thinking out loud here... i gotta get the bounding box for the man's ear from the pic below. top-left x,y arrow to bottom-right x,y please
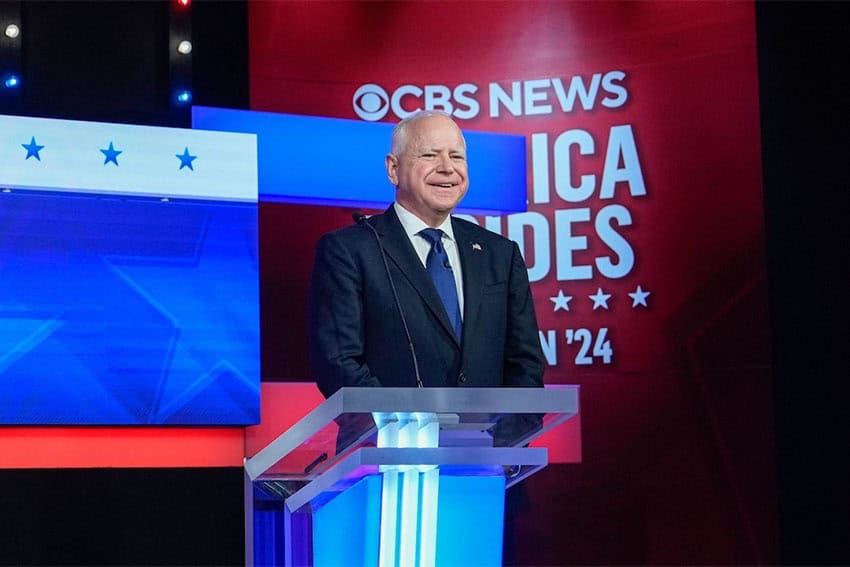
386,153 -> 399,186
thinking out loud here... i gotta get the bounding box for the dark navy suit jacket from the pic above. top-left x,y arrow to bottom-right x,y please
308,205 -> 544,397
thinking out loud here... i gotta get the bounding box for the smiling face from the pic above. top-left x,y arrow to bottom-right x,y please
386,113 -> 469,227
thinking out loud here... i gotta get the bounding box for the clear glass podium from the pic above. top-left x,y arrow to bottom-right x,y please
244,386 -> 579,566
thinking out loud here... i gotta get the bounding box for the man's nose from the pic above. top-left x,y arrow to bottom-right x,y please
436,152 -> 454,172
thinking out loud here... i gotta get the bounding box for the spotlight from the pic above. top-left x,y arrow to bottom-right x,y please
177,40 -> 192,55
175,89 -> 192,104
4,23 -> 20,39
177,0 -> 190,7
3,74 -> 20,89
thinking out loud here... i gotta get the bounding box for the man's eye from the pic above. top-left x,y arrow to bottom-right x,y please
421,153 -> 436,158
452,155 -> 466,161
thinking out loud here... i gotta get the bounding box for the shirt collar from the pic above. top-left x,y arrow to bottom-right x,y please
393,202 -> 456,242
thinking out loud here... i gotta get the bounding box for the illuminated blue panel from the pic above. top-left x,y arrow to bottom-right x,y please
0,190 -> 259,424
312,475 -> 382,566
0,113 -> 259,425
308,472 -> 504,566
192,106 -> 527,214
435,474 -> 505,566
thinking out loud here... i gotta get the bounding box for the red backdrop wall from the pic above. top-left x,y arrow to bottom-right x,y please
249,2 -> 776,563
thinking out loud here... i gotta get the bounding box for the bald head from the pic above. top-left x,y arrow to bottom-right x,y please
385,111 -> 469,227
390,110 -> 466,157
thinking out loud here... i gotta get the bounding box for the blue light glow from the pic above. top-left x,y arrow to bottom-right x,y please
176,89 -> 193,104
0,190 -> 260,424
0,114 -> 258,426
309,472 -> 505,566
312,476 -> 382,566
3,75 -> 20,89
192,106 -> 528,214
435,475 -> 505,566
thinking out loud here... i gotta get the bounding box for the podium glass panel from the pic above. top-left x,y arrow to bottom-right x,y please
244,386 -> 579,566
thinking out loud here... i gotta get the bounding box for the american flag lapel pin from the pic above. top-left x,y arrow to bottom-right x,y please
472,242 -> 482,251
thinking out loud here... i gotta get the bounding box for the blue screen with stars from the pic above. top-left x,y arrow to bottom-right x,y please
0,189 -> 260,424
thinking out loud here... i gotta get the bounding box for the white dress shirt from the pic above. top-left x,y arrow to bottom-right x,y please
393,202 -> 465,319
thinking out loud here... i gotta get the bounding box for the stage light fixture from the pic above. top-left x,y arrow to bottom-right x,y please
3,74 -> 20,89
168,0 -> 192,115
4,23 -> 20,39
175,89 -> 192,104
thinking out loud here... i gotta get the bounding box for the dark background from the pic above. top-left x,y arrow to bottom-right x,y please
0,1 -> 846,564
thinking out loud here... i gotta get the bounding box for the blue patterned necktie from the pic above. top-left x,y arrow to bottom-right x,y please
419,228 -> 462,341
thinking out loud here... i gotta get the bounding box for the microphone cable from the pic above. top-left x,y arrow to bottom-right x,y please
352,212 -> 423,388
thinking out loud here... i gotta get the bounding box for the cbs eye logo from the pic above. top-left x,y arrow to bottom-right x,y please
352,84 -> 390,121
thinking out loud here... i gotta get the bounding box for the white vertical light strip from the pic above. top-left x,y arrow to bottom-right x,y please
397,415 -> 420,567
374,411 -> 442,567
416,413 -> 440,567
375,412 -> 400,452
375,412 -> 402,567
398,469 -> 420,566
379,470 -> 399,567
415,413 -> 439,449
418,469 -> 439,567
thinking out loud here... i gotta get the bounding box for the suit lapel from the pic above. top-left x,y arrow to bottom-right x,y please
453,218 -> 485,340
372,207 -> 460,346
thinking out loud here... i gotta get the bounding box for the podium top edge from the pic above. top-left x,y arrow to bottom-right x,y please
245,386 -> 579,480
329,386 -> 579,414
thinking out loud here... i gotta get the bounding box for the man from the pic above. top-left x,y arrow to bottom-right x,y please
308,110 -> 544,397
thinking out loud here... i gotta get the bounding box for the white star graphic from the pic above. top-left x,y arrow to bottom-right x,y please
628,285 -> 651,308
550,290 -> 573,312
589,287 -> 612,310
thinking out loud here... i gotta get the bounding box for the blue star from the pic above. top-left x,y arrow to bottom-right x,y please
100,141 -> 122,166
22,136 -> 45,161
176,147 -> 197,171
